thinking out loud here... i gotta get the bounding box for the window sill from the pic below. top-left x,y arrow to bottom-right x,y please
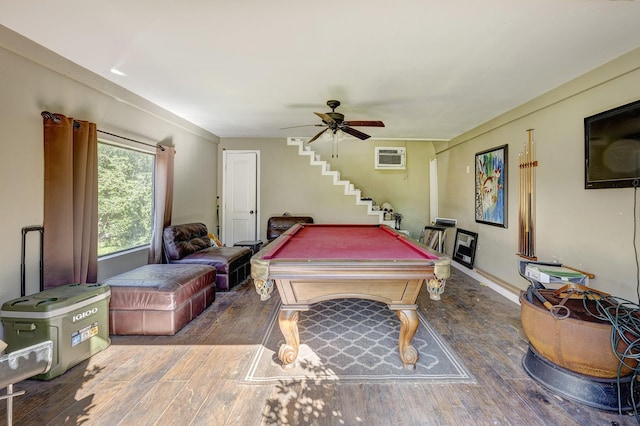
98,245 -> 149,261
97,246 -> 150,282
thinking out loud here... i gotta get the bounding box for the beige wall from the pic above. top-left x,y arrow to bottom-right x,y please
218,138 -> 378,244
218,138 -> 436,242
313,139 -> 437,238
0,27 -> 219,309
438,46 -> 640,302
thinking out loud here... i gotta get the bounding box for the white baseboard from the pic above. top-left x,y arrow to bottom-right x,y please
451,262 -> 521,305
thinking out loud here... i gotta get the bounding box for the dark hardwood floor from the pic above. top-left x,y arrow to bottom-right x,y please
2,267 -> 638,425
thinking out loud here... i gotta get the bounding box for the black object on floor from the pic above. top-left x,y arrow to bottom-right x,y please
522,345 -> 640,413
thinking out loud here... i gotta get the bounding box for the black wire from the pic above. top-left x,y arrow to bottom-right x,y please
581,292 -> 640,418
634,181 -> 640,304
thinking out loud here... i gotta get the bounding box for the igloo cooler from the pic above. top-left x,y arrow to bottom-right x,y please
1,283 -> 111,380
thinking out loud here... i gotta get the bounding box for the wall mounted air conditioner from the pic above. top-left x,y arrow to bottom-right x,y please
375,147 -> 406,170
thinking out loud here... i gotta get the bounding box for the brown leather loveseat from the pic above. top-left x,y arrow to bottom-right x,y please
266,214 -> 314,242
163,223 -> 252,291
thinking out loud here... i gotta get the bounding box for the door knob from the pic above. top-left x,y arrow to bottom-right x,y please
250,210 -> 254,214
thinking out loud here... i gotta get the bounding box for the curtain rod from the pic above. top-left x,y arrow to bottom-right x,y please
41,111 -> 164,151
97,129 -> 165,151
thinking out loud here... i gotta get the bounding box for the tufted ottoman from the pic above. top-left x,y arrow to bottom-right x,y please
103,264 -> 216,336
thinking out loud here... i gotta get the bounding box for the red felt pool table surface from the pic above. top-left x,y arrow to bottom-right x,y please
262,223 -> 439,260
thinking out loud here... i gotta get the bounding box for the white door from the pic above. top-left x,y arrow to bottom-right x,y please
429,158 -> 438,222
222,150 -> 259,245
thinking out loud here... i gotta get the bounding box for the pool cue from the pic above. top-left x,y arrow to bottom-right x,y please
525,129 -> 535,257
529,131 -> 535,256
525,134 -> 531,256
522,143 -> 529,256
524,135 -> 531,256
518,152 -> 523,254
520,151 -> 527,254
522,148 -> 527,254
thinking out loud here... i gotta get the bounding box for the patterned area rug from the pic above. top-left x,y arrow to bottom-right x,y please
243,298 -> 474,384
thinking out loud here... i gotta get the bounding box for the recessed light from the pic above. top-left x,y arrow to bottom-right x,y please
110,68 -> 126,76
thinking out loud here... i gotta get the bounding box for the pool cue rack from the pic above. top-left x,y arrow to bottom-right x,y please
518,129 -> 538,259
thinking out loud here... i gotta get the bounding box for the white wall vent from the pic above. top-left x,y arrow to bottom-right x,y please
375,147 -> 406,170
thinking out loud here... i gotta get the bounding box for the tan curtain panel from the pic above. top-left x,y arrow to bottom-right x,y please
148,145 -> 175,264
42,112 -> 98,288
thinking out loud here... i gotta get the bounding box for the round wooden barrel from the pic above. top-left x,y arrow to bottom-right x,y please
519,290 -> 637,378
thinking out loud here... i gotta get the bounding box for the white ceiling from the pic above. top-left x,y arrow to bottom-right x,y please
2,1 -> 640,141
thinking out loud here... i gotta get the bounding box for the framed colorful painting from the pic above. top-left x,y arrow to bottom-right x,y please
475,144 -> 508,227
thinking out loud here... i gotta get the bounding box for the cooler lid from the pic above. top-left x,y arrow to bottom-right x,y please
1,283 -> 110,316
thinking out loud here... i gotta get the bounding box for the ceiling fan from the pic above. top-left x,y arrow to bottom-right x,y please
286,100 -> 385,143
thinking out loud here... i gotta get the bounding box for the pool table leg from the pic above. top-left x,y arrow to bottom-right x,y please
278,309 -> 300,369
397,309 -> 419,370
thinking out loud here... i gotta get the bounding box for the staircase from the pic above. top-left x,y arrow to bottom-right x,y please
287,137 -> 392,226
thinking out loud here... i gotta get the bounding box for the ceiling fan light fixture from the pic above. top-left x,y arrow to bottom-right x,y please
300,100 -> 384,143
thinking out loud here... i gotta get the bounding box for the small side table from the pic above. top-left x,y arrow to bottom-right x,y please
420,225 -> 449,253
234,240 -> 263,254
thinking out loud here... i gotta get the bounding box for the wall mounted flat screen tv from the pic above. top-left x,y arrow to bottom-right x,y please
585,99 -> 640,189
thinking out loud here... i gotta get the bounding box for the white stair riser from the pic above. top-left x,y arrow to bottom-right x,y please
288,137 -> 386,223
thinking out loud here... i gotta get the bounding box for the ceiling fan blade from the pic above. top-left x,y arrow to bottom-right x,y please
343,120 -> 385,127
314,112 -> 335,123
341,126 -> 371,140
307,127 -> 329,143
280,124 -> 324,130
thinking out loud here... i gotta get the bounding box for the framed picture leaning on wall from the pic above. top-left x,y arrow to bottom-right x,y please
475,144 -> 508,227
453,229 -> 478,269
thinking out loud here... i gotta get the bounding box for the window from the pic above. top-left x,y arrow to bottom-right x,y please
97,141 -> 154,256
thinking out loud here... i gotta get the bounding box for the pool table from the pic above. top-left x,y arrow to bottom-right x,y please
251,223 -> 451,370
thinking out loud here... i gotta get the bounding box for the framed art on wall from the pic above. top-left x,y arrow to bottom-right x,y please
475,144 -> 508,227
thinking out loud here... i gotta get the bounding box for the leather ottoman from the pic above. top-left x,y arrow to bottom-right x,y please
103,264 -> 216,335
168,246 -> 252,292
